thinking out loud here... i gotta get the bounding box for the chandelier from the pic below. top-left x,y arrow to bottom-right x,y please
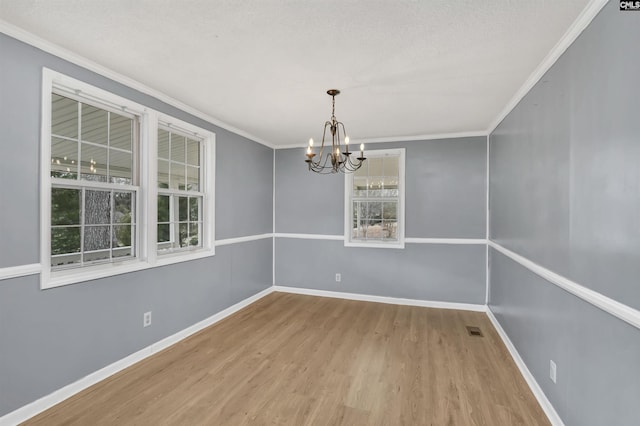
305,89 -> 366,174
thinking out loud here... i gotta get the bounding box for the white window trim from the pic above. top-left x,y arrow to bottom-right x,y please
344,148 -> 406,249
40,68 -> 215,289
152,112 -> 215,265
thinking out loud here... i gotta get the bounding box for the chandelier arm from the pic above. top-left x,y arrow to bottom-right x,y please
304,88 -> 366,174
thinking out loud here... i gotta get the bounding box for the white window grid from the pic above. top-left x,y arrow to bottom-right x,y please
50,183 -> 138,268
41,69 -> 216,289
51,92 -> 137,185
50,89 -> 140,270
344,148 -> 406,248
351,158 -> 400,242
157,125 -> 204,254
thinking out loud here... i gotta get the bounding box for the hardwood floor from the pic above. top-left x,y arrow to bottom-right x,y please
24,292 -> 549,425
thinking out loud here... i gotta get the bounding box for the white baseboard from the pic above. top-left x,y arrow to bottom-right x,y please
1,287 -> 559,426
0,287 -> 274,426
486,308 -> 563,426
273,285 -> 487,312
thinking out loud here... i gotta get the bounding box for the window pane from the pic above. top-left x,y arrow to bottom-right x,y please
383,156 -> 399,177
84,225 -> 111,252
383,221 -> 398,240
179,223 -> 188,247
354,160 -> 367,177
112,245 -> 132,259
157,195 -> 170,222
81,103 -> 108,145
158,159 -> 169,188
84,249 -> 110,263
85,190 -> 111,224
188,223 -> 200,246
110,114 -> 133,151
178,196 -> 188,221
382,176 -> 398,197
52,188 -> 80,225
114,192 -> 133,224
189,197 -> 199,221
353,177 -> 367,198
367,201 -> 382,226
51,252 -> 81,268
352,201 -> 367,239
368,157 -> 383,177
158,129 -> 170,159
157,224 -> 170,242
109,149 -> 132,184
170,162 -> 186,190
81,142 -> 108,182
113,225 -> 132,248
187,166 -> 199,191
187,139 -> 200,166
51,94 -> 78,139
382,202 -> 397,220
51,226 -> 81,255
171,133 -> 186,163
51,137 -> 78,179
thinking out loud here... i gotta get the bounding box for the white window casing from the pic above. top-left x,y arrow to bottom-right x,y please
40,69 -> 215,289
344,148 -> 406,249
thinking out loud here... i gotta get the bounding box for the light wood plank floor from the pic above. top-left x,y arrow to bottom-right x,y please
24,292 -> 548,425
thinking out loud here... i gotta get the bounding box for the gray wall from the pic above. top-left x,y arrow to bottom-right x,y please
0,33 -> 273,416
275,138 -> 487,303
490,249 -> 640,426
489,1 -> 640,424
277,239 -> 485,304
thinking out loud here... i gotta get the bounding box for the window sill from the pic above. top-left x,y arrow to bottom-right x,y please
155,247 -> 216,267
43,259 -> 151,289
344,240 -> 405,249
42,247 -> 215,289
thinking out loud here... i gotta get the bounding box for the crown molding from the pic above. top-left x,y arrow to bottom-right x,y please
274,130 -> 488,149
0,19 -> 275,149
486,0 -> 609,134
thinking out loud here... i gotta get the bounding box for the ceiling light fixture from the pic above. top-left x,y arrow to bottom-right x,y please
305,89 -> 366,174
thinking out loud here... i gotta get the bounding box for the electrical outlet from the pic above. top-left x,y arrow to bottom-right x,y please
550,360 -> 557,383
143,311 -> 152,328
335,273 -> 341,282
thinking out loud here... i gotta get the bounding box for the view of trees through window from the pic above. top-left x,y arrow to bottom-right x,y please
50,93 -> 136,268
157,127 -> 203,252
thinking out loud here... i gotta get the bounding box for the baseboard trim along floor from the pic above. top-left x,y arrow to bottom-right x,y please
486,308 -> 563,426
272,285 -> 487,312
0,287 -> 274,426
3,285 -> 559,425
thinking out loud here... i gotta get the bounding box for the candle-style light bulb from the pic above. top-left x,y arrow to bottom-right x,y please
345,136 -> 349,146
306,146 -> 312,155
309,138 -> 314,147
360,143 -> 364,153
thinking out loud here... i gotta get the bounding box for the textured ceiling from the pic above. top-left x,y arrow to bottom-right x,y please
0,0 -> 592,147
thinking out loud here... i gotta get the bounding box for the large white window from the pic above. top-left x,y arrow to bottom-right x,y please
49,92 -> 139,268
41,70 -> 215,289
344,148 -> 405,248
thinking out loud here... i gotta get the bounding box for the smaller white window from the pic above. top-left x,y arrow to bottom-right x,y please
344,148 -> 406,248
153,115 -> 215,262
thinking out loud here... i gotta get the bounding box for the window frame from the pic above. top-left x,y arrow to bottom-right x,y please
41,69 -> 215,289
344,148 -> 406,249
152,114 -> 215,261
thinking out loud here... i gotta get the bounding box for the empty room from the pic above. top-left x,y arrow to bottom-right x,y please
0,1 -> 638,425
